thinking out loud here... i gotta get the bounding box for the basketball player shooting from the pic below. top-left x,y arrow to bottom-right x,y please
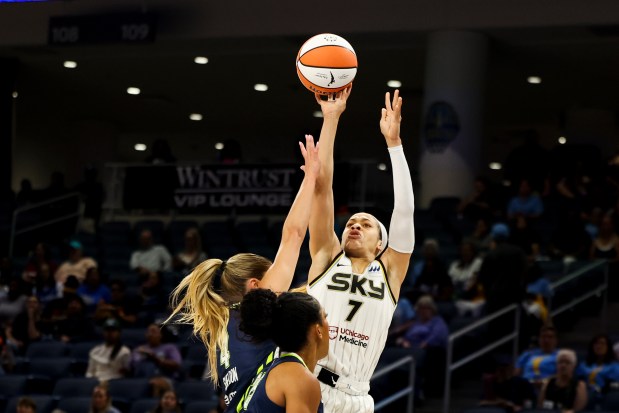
307,89 -> 415,413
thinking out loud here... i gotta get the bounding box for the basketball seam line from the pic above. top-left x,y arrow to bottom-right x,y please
298,44 -> 357,58
297,63 -> 357,70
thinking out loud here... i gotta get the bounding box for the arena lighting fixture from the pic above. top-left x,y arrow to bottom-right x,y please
134,143 -> 147,151
387,80 -> 402,88
189,113 -> 203,121
194,56 -> 209,64
313,111 -> 323,118
558,136 -> 567,144
254,83 -> 268,92
12,91 -> 18,98
489,162 -> 502,170
127,87 -> 141,95
377,163 -> 387,171
63,60 -> 77,69
215,142 -> 224,150
527,76 -> 542,84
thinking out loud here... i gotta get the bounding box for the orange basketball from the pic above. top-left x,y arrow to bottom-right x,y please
296,33 -> 357,95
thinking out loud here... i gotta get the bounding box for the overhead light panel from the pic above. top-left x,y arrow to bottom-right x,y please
489,162 -> 502,170
387,80 -> 402,88
194,56 -> 209,65
527,76 -> 542,84
189,113 -> 203,121
127,87 -> 141,95
254,84 -> 268,92
63,61 -> 77,69
215,142 -> 224,150
134,143 -> 147,152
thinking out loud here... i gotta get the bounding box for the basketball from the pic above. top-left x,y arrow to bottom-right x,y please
296,33 -> 357,95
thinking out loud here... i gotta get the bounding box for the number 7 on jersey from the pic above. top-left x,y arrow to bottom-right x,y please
346,299 -> 363,321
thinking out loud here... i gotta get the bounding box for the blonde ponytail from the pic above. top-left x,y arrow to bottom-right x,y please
167,258 -> 228,383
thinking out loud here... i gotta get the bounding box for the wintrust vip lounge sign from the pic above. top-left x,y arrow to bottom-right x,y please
122,164 -> 302,213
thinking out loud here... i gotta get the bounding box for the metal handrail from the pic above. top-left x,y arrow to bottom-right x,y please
372,355 -> 415,413
549,259 -> 607,289
549,259 -> 609,321
443,304 -> 520,413
9,192 -> 82,256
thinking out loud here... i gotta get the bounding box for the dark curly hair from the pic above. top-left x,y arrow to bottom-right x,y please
239,289 -> 322,352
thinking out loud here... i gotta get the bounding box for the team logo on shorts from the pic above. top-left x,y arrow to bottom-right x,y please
329,326 -> 339,340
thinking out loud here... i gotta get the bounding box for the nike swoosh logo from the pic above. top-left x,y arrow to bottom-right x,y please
336,263 -> 348,267
331,376 -> 337,385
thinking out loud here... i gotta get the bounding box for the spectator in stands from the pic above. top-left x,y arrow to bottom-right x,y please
510,216 -> 542,256
54,240 -> 98,285
395,295 -> 449,350
16,397 -> 37,413
480,355 -> 536,412
412,239 -> 453,302
448,240 -> 485,317
130,230 -> 172,275
94,279 -> 140,327
458,176 -> 499,221
507,179 -> 544,220
584,207 -> 603,240
470,217 -> 493,254
23,243 -> 57,286
577,334 -> 619,397
78,267 -> 112,313
140,271 -> 166,313
53,295 -> 95,343
503,130 -> 549,192
589,215 -> 619,260
15,179 -> 36,207
131,324 -> 182,396
33,262 -> 59,305
548,211 -> 591,264
516,325 -> 559,383
538,349 -> 588,412
5,296 -> 42,354
86,318 -> 131,382
478,223 -> 527,313
151,390 -> 181,413
172,227 -> 207,273
0,278 -> 28,323
75,166 -> 105,229
90,384 -> 121,413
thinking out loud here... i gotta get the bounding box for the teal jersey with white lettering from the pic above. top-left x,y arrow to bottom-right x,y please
308,252 -> 397,383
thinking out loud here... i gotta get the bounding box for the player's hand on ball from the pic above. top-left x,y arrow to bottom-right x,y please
299,134 -> 321,179
380,89 -> 403,146
314,85 -> 352,119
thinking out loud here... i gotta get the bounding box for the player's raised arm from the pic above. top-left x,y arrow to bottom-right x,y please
307,87 -> 351,282
379,90 -> 416,293
260,135 -> 320,293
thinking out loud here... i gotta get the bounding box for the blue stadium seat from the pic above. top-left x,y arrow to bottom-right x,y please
29,357 -> 74,379
134,220 -> 165,244
26,341 -> 68,359
56,397 -> 93,413
101,221 -> 132,247
185,345 -> 207,362
0,375 -> 28,409
184,400 -> 218,413
168,220 -> 199,252
176,381 -> 217,403
121,328 -> 146,348
202,220 -> 237,252
107,378 -> 151,403
129,398 -> 159,413
53,377 -> 99,399
68,341 -> 99,362
603,391 -> 619,411
236,219 -> 269,249
5,395 -> 55,413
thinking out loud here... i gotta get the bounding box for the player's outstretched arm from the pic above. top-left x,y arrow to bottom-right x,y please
380,90 -> 416,294
260,135 -> 320,293
308,87 -> 351,282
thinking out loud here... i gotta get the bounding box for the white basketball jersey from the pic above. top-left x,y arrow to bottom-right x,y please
308,252 -> 397,383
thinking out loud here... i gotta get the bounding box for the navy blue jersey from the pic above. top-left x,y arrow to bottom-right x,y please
242,353 -> 324,413
218,310 -> 278,412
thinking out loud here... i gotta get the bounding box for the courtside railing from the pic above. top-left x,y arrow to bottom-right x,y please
443,304 -> 520,413
372,355 -> 415,413
9,192 -> 82,256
